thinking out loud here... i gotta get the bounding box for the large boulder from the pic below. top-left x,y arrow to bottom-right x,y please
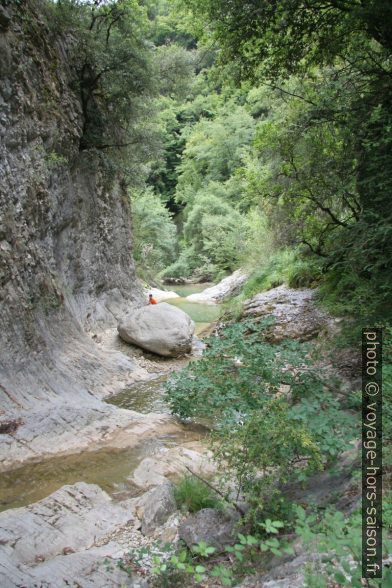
117,302 -> 195,357
243,285 -> 329,342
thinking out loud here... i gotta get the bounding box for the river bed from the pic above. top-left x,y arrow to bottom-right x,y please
0,425 -> 207,512
0,284 -> 218,513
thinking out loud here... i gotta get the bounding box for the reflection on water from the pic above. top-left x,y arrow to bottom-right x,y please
107,376 -> 169,413
0,445 -> 147,512
0,427 -> 206,512
166,296 -> 220,336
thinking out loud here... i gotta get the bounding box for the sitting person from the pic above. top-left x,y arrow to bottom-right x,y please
148,293 -> 157,305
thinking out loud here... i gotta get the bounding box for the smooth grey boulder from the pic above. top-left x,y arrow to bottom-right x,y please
138,483 -> 177,536
118,302 -> 195,357
179,508 -> 240,550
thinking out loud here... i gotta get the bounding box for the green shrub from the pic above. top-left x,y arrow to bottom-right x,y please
160,247 -> 205,279
174,475 -> 221,513
286,256 -> 323,288
295,507 -> 392,588
165,319 -> 358,527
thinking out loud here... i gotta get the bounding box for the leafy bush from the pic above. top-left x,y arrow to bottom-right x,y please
286,256 -> 323,288
165,319 -> 358,527
160,251 -> 193,279
295,506 -> 392,588
174,475 -> 221,513
161,247 -> 216,280
214,401 -> 322,526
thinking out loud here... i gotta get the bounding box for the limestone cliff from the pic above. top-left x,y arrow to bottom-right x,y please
0,1 -> 149,469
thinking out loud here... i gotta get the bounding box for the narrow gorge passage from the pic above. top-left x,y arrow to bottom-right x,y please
1,1 -> 390,587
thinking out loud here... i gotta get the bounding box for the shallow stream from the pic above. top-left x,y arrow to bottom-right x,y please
166,283 -> 221,335
0,284 -> 219,513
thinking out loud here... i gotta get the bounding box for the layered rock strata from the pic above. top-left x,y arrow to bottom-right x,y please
0,1 -> 148,469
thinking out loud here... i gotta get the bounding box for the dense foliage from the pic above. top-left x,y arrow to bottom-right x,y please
163,322 -> 392,584
131,188 -> 177,281
175,0 -> 392,321
165,319 -> 359,525
42,3 -> 391,584
45,1 -> 392,322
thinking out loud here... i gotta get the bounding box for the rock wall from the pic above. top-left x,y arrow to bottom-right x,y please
0,1 -> 146,468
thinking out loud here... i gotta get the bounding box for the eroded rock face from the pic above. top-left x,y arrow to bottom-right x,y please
118,303 -> 195,357
0,482 -> 147,587
243,285 -> 329,342
186,269 -> 248,304
0,2 -> 145,468
130,446 -> 215,490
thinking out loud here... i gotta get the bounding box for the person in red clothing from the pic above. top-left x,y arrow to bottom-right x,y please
148,293 -> 157,305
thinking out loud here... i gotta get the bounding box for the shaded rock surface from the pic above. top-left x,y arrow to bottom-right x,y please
186,269 -> 248,304
137,482 -> 177,536
0,2 -> 150,468
240,548 -> 319,588
118,302 -> 195,357
179,507 -> 239,550
0,482 -> 148,587
243,284 -> 330,342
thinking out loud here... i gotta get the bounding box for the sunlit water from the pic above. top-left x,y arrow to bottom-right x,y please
0,283 -> 217,513
166,283 -> 221,335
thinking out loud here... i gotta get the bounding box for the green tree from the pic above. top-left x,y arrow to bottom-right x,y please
175,105 -> 255,206
132,188 -> 177,279
183,194 -> 246,274
179,0 -> 392,321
